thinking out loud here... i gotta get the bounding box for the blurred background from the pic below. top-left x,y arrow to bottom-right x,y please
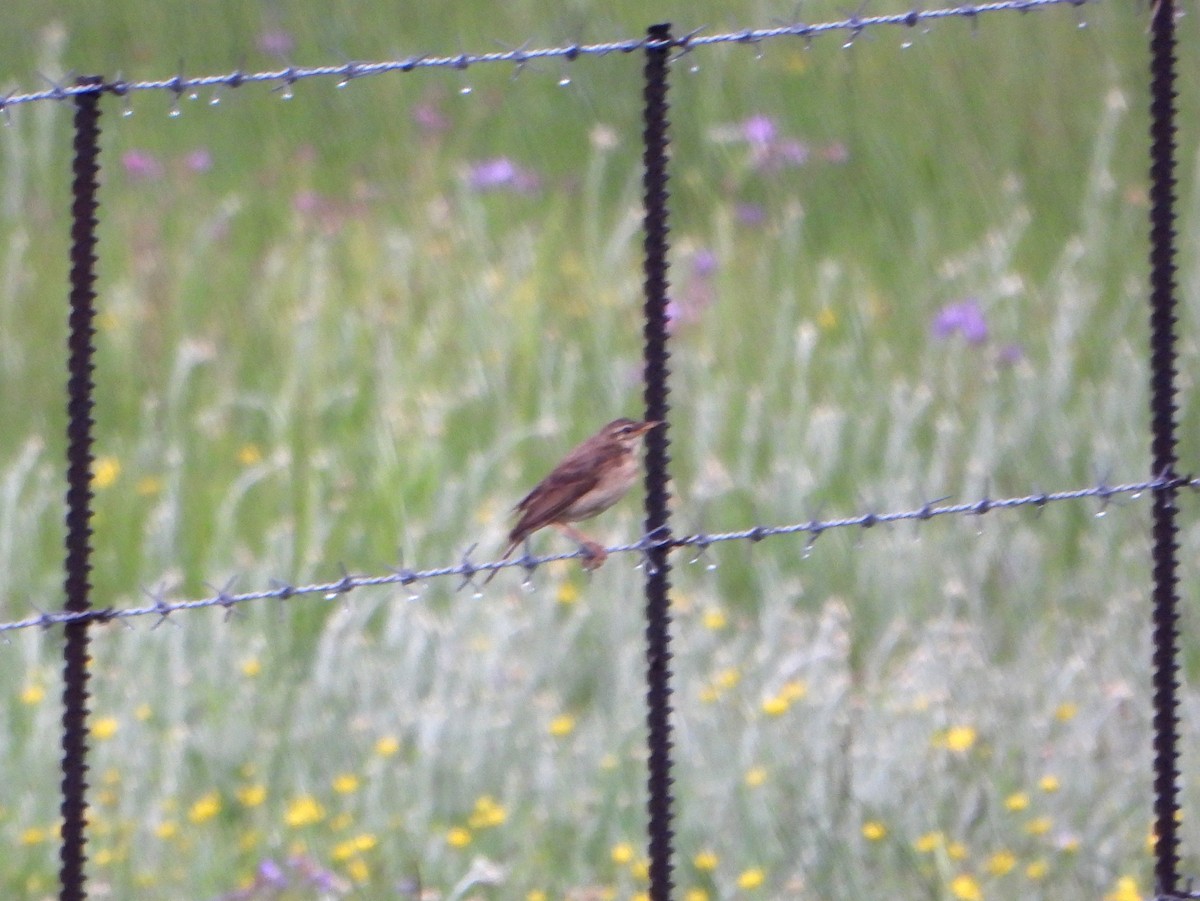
1,1 -> 1198,898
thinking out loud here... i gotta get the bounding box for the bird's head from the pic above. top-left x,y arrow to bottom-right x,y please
602,418 -> 662,451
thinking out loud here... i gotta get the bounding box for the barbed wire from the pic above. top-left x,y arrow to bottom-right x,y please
0,0 -> 1093,114
0,471 -> 1182,636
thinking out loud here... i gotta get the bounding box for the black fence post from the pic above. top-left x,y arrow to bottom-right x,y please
640,23 -> 677,901
1146,0 -> 1182,895
60,74 -> 103,901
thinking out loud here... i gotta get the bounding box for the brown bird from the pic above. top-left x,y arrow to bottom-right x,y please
485,418 -> 661,582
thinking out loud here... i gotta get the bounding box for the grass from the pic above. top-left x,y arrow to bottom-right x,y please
1,0 -> 1199,898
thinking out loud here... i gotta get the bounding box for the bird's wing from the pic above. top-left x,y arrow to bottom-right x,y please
510,444 -> 622,543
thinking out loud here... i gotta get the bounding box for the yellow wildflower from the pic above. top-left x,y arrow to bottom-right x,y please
135,475 -> 163,496
915,831 -> 943,853
715,668 -> 740,690
93,457 -> 120,489
20,684 -> 44,705
943,725 -> 977,753
155,821 -> 178,840
1004,792 -> 1029,811
1105,876 -> 1141,901
283,795 -> 324,827
1025,816 -> 1052,836
237,444 -> 263,465
986,850 -> 1016,876
188,792 -> 221,824
781,680 -> 808,701
346,858 -> 369,883
352,833 -> 377,852
761,695 -> 789,716
236,785 -> 266,808
737,868 -> 765,889
862,821 -> 887,841
949,874 -> 982,901
468,795 -> 506,828
374,736 -> 400,757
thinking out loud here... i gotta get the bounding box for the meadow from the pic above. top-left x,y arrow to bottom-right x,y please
1,0 -> 1199,898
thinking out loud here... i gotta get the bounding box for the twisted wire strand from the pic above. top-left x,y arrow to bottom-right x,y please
0,474 -> 1182,636
0,0 -> 1093,111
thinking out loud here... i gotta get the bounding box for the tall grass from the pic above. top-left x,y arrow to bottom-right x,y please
1,1 -> 1198,898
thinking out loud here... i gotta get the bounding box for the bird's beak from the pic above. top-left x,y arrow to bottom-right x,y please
636,420 -> 663,435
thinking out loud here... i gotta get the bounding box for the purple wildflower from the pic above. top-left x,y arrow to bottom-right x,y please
735,203 -> 767,226
257,29 -> 294,57
997,343 -> 1024,366
774,139 -> 810,167
666,249 -> 719,334
412,99 -> 449,134
183,148 -> 212,173
932,298 -> 988,345
692,248 -> 718,278
290,854 -> 342,892
292,190 -> 322,215
257,858 -> 287,889
465,157 -> 539,194
121,149 -> 164,181
741,115 -> 777,146
665,299 -> 684,332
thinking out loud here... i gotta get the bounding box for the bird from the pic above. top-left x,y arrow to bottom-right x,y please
484,418 -> 661,582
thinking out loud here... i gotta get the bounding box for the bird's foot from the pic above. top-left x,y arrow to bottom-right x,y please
579,540 -> 608,571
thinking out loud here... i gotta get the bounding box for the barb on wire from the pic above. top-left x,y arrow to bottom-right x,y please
0,473 -> 1185,637
0,0 -> 1094,110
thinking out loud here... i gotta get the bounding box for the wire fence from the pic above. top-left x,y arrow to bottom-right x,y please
2,0 -> 1190,898
0,474 -> 1184,635
2,0 -> 1091,112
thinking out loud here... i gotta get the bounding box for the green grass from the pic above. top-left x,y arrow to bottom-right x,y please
1,1 -> 1199,898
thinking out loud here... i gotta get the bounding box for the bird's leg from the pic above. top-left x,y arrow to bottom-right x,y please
554,523 -> 608,571
482,539 -> 520,585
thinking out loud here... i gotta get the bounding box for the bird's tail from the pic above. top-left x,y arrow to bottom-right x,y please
482,539 -> 520,585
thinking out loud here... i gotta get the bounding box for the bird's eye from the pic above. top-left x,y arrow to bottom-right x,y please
620,424 -> 635,434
